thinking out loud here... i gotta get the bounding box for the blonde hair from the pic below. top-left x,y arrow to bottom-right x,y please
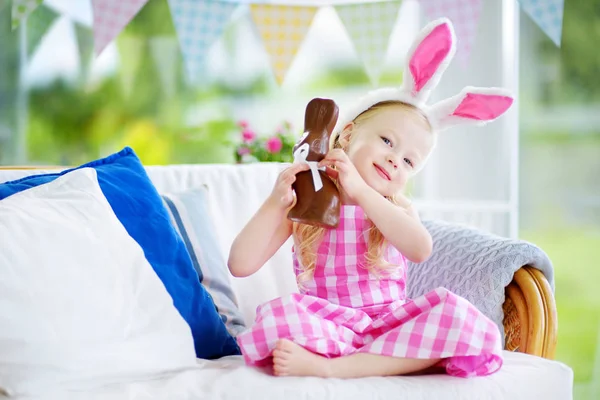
293,101 -> 432,285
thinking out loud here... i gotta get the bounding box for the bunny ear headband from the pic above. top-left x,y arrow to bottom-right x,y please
331,18 -> 514,144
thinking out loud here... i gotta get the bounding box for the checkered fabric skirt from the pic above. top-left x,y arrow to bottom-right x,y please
236,206 -> 503,377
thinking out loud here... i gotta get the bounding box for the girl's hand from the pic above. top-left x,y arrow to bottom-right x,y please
269,162 -> 310,210
318,149 -> 368,202
393,192 -> 413,210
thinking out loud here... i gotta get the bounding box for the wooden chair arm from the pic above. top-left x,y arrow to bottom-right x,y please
502,266 -> 558,359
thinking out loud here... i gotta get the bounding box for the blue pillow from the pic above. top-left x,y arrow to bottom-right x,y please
0,147 -> 240,359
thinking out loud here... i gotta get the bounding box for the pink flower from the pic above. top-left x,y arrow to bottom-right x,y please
242,128 -> 256,143
265,136 -> 283,154
237,146 -> 251,156
238,120 -> 249,128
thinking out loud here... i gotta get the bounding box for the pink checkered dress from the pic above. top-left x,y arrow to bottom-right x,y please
236,205 -> 503,377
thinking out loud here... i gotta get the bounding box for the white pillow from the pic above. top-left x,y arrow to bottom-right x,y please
0,168 -> 197,396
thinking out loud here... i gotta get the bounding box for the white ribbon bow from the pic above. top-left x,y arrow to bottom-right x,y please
293,143 -> 324,192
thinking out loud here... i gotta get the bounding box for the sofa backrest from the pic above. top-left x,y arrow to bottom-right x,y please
145,163 -> 299,325
0,163 -> 298,325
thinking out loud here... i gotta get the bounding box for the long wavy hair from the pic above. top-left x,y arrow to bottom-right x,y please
292,101 -> 431,285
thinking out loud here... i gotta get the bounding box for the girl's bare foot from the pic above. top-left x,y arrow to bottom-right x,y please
271,339 -> 331,377
271,339 -> 442,378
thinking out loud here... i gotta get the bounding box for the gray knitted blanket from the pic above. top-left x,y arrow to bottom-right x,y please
406,219 -> 554,344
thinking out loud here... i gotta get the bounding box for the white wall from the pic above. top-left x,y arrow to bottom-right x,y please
412,0 -> 519,237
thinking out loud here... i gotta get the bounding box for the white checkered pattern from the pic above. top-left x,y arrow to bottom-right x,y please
91,0 -> 148,55
519,0 -> 564,46
237,205 -> 504,377
335,0 -> 402,86
168,0 -> 238,84
420,0 -> 483,68
11,0 -> 43,30
249,4 -> 318,85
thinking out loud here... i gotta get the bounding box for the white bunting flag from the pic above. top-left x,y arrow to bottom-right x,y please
335,0 -> 402,86
519,0 -> 564,46
167,0 -> 238,84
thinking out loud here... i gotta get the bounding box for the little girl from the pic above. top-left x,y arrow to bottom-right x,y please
229,18 -> 514,379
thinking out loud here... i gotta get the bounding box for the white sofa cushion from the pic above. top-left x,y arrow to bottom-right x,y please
23,351 -> 572,400
0,168 -> 197,396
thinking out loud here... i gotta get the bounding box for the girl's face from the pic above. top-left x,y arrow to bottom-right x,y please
340,106 -> 434,197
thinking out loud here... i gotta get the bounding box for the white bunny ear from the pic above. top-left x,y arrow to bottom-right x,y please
428,87 -> 514,132
401,18 -> 456,105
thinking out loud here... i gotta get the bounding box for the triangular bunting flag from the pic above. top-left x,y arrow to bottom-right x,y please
91,0 -> 149,56
11,0 -> 43,30
335,0 -> 401,86
518,0 -> 564,46
117,35 -> 145,97
420,0 -> 483,68
149,36 -> 179,98
74,22 -> 95,82
250,4 -> 318,85
167,0 -> 237,85
27,5 -> 59,58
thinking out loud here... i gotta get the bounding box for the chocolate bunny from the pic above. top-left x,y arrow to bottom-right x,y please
287,98 -> 341,228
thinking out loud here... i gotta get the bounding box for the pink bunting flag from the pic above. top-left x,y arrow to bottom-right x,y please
420,0 -> 482,68
91,0 -> 149,56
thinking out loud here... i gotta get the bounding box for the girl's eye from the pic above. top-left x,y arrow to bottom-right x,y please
404,158 -> 413,167
381,136 -> 392,147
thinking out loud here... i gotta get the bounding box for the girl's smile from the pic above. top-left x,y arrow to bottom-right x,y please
373,163 -> 391,181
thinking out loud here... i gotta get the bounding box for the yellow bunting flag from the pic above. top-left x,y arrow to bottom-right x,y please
250,4 -> 318,85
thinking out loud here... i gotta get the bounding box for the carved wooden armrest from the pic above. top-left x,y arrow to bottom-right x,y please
502,266 -> 558,359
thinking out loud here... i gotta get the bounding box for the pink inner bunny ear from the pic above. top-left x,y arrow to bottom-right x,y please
409,23 -> 453,94
451,93 -> 514,120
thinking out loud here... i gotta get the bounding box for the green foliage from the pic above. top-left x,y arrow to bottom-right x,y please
537,0 -> 600,103
171,117 -> 238,164
0,5 -> 20,163
20,0 -> 245,166
306,65 -> 404,91
122,0 -> 176,37
521,228 -> 600,385
25,66 -> 239,165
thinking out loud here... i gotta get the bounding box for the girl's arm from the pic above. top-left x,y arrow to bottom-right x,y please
355,187 -> 432,263
227,163 -> 309,277
319,149 -> 432,263
227,198 -> 293,277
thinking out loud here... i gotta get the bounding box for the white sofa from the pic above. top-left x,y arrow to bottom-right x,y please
0,163 -> 573,400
